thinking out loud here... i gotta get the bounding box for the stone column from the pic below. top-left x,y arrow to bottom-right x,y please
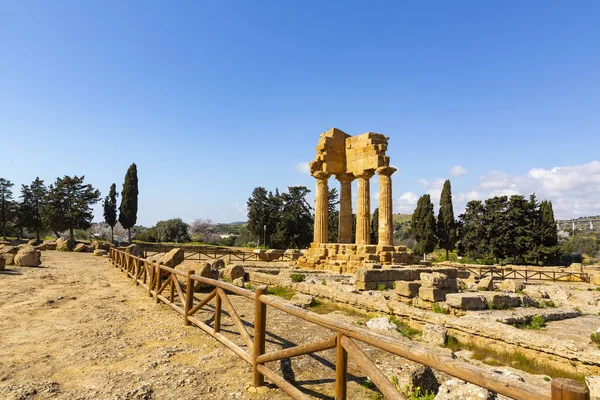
377,166 -> 397,246
355,170 -> 374,245
313,171 -> 331,244
336,173 -> 354,244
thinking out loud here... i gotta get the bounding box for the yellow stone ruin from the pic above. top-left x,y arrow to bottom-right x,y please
298,128 -> 420,273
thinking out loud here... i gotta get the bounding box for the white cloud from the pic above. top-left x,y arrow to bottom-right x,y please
295,161 -> 310,174
418,178 -> 430,188
396,192 -> 419,214
450,165 -> 468,177
230,202 -> 248,217
474,160 -> 600,219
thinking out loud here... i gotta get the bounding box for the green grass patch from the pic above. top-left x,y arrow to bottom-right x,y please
407,386 -> 436,400
538,300 -> 556,308
445,335 -> 461,352
290,272 -> 305,283
524,315 -> 546,330
389,316 -> 421,338
591,332 -> 600,349
432,303 -> 450,314
307,299 -> 376,320
267,286 -> 296,300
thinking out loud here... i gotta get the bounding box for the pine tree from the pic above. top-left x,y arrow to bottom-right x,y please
103,183 -> 118,242
119,163 -> 139,243
0,178 -> 14,240
270,186 -> 313,249
437,179 -> 457,260
411,194 -> 437,256
19,178 -> 47,242
484,196 -> 510,263
370,207 -> 379,244
45,176 -> 101,246
457,200 -> 488,260
505,195 -> 531,264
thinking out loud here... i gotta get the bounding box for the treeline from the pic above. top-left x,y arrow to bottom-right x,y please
0,163 -> 139,249
410,180 -> 561,265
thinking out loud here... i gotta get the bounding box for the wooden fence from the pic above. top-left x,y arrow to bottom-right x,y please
139,244 -> 295,263
455,265 -> 590,283
109,248 -> 590,400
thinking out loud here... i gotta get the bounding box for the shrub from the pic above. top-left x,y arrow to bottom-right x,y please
377,284 -> 387,291
445,335 -> 461,352
432,303 -> 449,314
290,273 -> 305,283
321,279 -> 327,286
389,316 -> 421,338
591,333 -> 600,349
527,315 -> 546,330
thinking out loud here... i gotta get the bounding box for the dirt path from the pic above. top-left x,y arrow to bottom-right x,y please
0,252 -> 397,400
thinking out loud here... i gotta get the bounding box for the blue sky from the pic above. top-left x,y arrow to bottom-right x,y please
1,1 -> 599,225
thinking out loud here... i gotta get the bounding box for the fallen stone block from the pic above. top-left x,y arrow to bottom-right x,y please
290,294 -> 314,309
477,276 -> 494,291
480,292 -> 521,309
418,287 -> 452,302
395,281 -> 421,298
93,249 -> 108,257
446,293 -> 488,310
498,279 -> 525,292
436,378 -> 495,400
14,247 -> 42,267
161,248 -> 184,267
366,317 -> 397,332
224,264 -> 245,281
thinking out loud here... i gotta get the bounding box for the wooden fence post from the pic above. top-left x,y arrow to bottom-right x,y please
551,378 -> 590,400
335,332 -> 348,400
214,291 -> 222,333
184,270 -> 194,326
253,285 -> 267,387
155,262 -> 161,303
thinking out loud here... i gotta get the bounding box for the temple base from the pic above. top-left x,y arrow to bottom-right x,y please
298,243 -> 422,274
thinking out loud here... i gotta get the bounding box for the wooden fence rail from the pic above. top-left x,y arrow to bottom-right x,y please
455,265 -> 590,283
109,248 -> 590,400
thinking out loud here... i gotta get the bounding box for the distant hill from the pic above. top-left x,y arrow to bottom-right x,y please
393,213 -> 412,224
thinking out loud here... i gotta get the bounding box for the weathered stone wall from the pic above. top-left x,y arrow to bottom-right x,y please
297,243 -> 422,273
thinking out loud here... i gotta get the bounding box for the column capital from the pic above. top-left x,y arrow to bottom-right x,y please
335,173 -> 355,183
355,170 -> 375,180
376,166 -> 397,177
312,171 -> 331,180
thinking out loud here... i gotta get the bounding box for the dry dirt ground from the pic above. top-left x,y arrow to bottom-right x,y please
0,251 -> 418,400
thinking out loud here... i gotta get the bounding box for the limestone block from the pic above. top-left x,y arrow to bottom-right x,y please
2,253 -> 14,265
420,272 -> 450,288
477,276 -> 494,291
446,293 -> 488,310
498,279 -> 525,292
394,246 -> 407,252
436,378 -> 495,400
14,247 -> 42,267
356,281 -> 378,291
366,317 -> 397,332
355,267 -> 388,282
585,376 -> 600,400
388,269 -> 421,282
395,281 -> 421,298
224,264 -> 245,281
481,292 -> 521,309
73,243 -> 88,252
290,294 -> 314,309
418,287 -> 451,302
158,248 -> 183,268
232,277 -> 245,287
93,249 -> 108,257
422,323 -> 448,346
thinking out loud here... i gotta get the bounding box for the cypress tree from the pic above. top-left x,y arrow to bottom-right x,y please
370,207 -> 379,244
103,183 -> 118,242
411,194 -> 437,256
0,178 -> 14,240
539,200 -> 559,264
119,163 -> 139,243
437,179 -> 457,260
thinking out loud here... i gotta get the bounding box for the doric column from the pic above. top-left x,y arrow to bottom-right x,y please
355,170 -> 375,245
336,173 -> 354,244
377,166 -> 397,246
313,171 -> 331,244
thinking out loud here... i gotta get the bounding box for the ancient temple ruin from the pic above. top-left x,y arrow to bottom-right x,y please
298,128 -> 420,273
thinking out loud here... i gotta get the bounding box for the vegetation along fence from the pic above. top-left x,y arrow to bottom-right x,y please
109,248 -> 590,400
455,265 -> 590,283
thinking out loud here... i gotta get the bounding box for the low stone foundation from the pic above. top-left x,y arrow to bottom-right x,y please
298,243 -> 422,273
